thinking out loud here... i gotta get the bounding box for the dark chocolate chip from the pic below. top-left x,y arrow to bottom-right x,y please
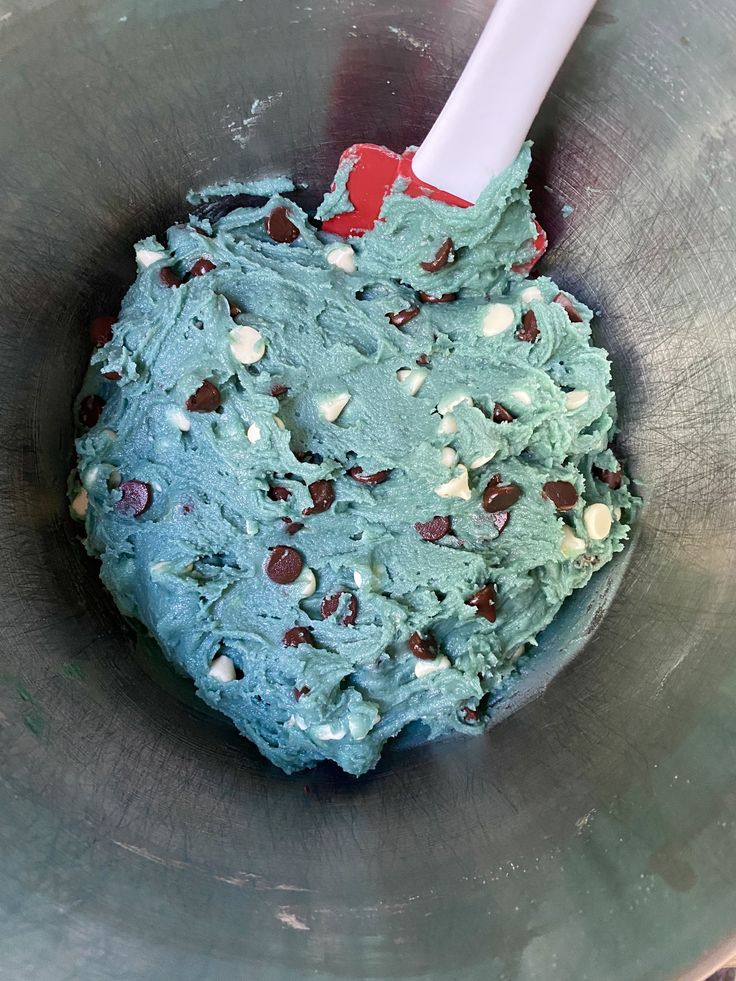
228,301 -> 242,318
386,306 -> 420,328
283,627 -> 314,648
420,237 -> 453,272
418,290 -> 458,304
159,267 -> 182,289
415,515 -> 451,542
516,310 -> 540,342
466,583 -> 497,623
492,511 -> 510,534
302,479 -> 335,516
186,380 -> 221,413
321,591 -> 358,625
90,315 -> 116,348
281,517 -> 304,535
542,480 -> 579,511
189,257 -> 216,277
482,475 -> 521,513
193,226 -> 210,237
264,545 -> 303,584
268,485 -> 291,501
293,685 -> 311,700
265,205 -> 300,243
492,402 -> 514,423
348,466 -> 391,486
103,371 -> 122,381
115,480 -> 151,517
461,706 -> 479,723
416,353 -> 431,366
407,630 -> 438,660
593,465 -> 622,490
554,292 -> 583,323
79,394 -> 104,428
271,383 -> 289,397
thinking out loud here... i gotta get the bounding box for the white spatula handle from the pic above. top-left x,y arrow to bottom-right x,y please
412,0 -> 598,203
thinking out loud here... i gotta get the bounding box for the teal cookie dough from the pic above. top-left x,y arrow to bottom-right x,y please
71,144 -> 636,775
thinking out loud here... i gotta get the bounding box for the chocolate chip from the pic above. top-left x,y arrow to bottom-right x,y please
420,237 -> 453,272
293,685 -> 311,700
115,479 -> 151,517
461,706 -> 479,723
159,267 -> 182,288
186,380 -> 221,413
103,371 -> 122,381
516,310 -> 539,342
407,631 -> 438,660
492,402 -> 514,423
321,591 -> 358,625
281,517 -> 304,535
482,475 -> 522,513
90,316 -> 116,348
418,290 -> 457,304
415,515 -> 451,542
347,466 -> 391,486
386,306 -> 420,328
416,353 -> 431,366
542,480 -> 579,511
593,465 -> 622,490
271,383 -> 289,397
228,301 -> 242,318
264,545 -> 303,584
189,257 -> 216,277
554,292 -> 583,323
193,226 -> 210,237
492,511 -> 510,534
265,205 -> 300,243
268,485 -> 291,501
79,394 -> 104,428
466,583 -> 497,623
302,479 -> 335,516
283,627 -> 314,648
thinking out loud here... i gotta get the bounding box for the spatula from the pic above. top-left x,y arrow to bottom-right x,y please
321,0 -> 597,273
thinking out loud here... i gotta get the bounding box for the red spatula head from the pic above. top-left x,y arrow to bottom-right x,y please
319,143 -> 546,273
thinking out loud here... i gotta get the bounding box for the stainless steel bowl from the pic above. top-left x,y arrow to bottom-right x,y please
1,1 -> 735,978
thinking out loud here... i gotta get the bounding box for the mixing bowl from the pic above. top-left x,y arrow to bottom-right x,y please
1,0 -> 735,978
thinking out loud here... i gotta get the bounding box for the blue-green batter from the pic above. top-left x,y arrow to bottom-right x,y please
71,144 -> 635,775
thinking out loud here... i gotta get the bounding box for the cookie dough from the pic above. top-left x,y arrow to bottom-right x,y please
71,143 -> 635,775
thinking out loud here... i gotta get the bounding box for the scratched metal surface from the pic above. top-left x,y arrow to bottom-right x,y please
0,0 -> 735,979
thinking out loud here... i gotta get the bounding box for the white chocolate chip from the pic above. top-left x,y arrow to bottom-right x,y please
245,519 -> 259,535
613,506 -> 622,521
415,655 -> 451,678
435,465 -> 471,501
326,244 -> 357,273
584,503 -> 612,540
353,569 -> 364,587
102,429 -> 117,441
81,465 -> 99,490
229,325 -> 266,365
208,654 -> 237,682
246,422 -> 262,443
565,389 -> 589,411
168,408 -> 191,432
397,366 -> 428,396
150,561 -> 171,575
511,389 -> 532,406
294,567 -> 317,598
314,723 -> 347,741
135,247 -> 164,267
482,303 -> 515,336
318,392 -> 351,422
437,413 -> 459,435
273,415 -> 286,430
560,524 -> 586,558
440,447 -> 458,468
469,452 -> 495,470
437,392 -> 473,415
507,644 -> 526,664
520,286 -> 543,304
70,489 -> 88,520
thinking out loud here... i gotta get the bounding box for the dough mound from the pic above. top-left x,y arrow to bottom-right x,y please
72,145 -> 635,775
